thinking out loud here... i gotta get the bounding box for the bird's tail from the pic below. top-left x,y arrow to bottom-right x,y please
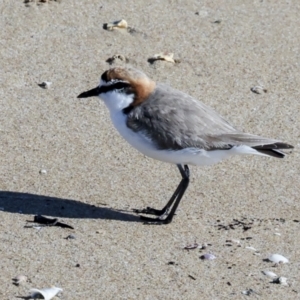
252,142 -> 293,158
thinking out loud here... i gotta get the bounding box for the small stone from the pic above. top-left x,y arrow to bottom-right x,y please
12,275 -> 27,285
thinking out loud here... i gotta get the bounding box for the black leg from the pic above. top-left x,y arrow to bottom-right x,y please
134,164 -> 190,224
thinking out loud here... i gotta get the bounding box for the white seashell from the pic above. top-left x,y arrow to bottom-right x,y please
278,276 -> 288,286
30,287 -> 62,300
39,169 -> 47,175
250,85 -> 267,94
150,52 -> 180,63
104,19 -> 128,30
226,239 -> 240,244
39,82 -> 52,89
200,253 -> 216,260
246,246 -> 257,251
13,275 -> 27,285
262,270 -> 277,278
268,254 -> 289,264
274,232 -> 281,236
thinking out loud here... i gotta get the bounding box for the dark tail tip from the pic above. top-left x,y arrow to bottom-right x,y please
253,142 -> 293,158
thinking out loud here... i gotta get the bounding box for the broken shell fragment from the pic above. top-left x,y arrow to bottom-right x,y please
30,287 -> 62,300
262,270 -> 277,279
268,254 -> 289,264
12,275 -> 27,285
272,276 -> 288,286
250,85 -> 267,94
200,253 -> 216,260
226,239 -> 240,244
149,52 -> 180,64
38,81 -> 52,89
246,246 -> 257,251
103,19 -> 128,31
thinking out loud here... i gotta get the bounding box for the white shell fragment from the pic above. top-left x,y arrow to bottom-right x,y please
103,19 -> 128,31
262,270 -> 278,279
39,169 -> 47,175
12,275 -> 27,285
39,81 -> 52,89
272,276 -> 288,286
200,253 -> 216,260
250,85 -> 267,94
268,254 -> 289,264
246,246 -> 257,251
30,287 -> 62,300
150,52 -> 180,63
226,239 -> 240,244
184,242 -> 200,250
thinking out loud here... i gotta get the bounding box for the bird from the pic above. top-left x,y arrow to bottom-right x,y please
77,66 -> 293,224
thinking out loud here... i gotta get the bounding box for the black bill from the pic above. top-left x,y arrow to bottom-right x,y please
77,86 -> 100,98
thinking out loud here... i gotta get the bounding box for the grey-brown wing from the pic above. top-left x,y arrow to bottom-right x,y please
126,84 -> 233,150
126,84 -> 288,151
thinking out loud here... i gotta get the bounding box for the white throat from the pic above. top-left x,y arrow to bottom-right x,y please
99,90 -> 134,114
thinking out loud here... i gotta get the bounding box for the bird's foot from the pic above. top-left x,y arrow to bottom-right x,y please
133,206 -> 168,216
139,214 -> 172,225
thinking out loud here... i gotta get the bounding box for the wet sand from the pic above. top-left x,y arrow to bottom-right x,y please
0,0 -> 299,299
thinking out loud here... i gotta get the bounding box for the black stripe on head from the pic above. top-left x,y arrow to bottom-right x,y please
98,81 -> 133,94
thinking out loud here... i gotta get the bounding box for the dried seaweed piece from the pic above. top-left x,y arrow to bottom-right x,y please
26,215 -> 74,229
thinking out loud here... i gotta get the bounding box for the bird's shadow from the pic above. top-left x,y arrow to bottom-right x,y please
0,191 -> 140,223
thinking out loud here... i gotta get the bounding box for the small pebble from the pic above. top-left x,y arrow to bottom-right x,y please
12,275 -> 27,285
106,54 -> 129,65
241,289 -> 252,295
65,234 -> 76,240
268,254 -> 289,264
39,169 -> 47,175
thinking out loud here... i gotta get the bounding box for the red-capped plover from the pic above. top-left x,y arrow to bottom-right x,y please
78,67 -> 293,224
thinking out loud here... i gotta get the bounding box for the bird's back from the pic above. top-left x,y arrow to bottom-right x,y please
126,83 -> 290,153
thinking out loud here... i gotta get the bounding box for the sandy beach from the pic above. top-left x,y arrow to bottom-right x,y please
0,0 -> 299,299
